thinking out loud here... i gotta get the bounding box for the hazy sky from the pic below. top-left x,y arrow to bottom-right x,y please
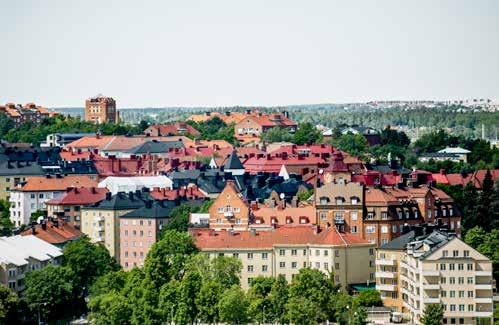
1,0 -> 498,108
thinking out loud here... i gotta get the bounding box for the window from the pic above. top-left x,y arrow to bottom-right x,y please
453,250 -> 459,257
467,264 -> 473,271
262,252 -> 268,259
458,277 -> 464,284
392,225 -> 397,233
279,249 -> 285,256
39,193 -> 44,198
335,263 -> 340,270
335,197 -> 344,205
218,253 -> 224,257
351,226 -> 358,233
381,212 -> 388,220
320,212 -> 327,220
449,277 -> 455,284
467,277 -> 473,284
463,250 -> 469,257
233,253 -> 239,258
468,305 -> 474,312
440,264 -> 446,271
459,305 -> 464,312
315,262 -> 320,269
441,290 -> 446,297
381,226 -> 388,234
292,262 -> 297,269
125,230 -> 128,236
449,263 -> 455,270
441,277 -> 446,284
351,197 -> 358,204
366,212 -> 374,220
450,291 -> 455,298
351,211 -> 358,221
467,291 -> 473,298
303,249 -> 307,256
247,265 -> 253,272
458,263 -> 463,270
442,250 -> 448,257
279,262 -> 285,268
247,252 -> 253,259
459,291 -> 464,298
216,218 -> 221,224
369,248 -> 374,256
381,239 -> 388,245
30,193 -> 35,199
291,249 -> 297,256
315,249 -> 320,256
365,226 -> 376,234
262,265 -> 268,272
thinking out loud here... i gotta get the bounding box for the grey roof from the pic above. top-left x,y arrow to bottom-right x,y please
0,160 -> 45,176
85,191 -> 152,210
169,169 -> 201,180
224,150 -> 244,170
120,200 -> 177,219
379,230 -> 417,250
417,232 -> 454,260
126,140 -> 184,154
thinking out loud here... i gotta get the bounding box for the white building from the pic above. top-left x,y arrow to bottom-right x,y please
376,230 -> 494,325
9,175 -> 97,227
0,235 -> 62,294
98,175 -> 173,194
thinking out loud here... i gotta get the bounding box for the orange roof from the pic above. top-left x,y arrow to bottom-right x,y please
59,149 -> 92,161
17,175 -> 97,192
21,220 -> 81,245
252,206 -> 316,225
192,225 -> 371,250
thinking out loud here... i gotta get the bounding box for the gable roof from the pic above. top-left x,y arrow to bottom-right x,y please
15,175 -> 97,192
120,200 -> 177,219
21,220 -> 82,245
125,140 -> 184,154
224,150 -> 244,170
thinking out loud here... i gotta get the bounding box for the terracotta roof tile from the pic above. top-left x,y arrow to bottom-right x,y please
17,175 -> 97,192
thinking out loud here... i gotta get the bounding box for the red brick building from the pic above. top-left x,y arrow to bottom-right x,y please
84,95 -> 118,124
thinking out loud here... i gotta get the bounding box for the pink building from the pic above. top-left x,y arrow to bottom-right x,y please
119,200 -> 176,270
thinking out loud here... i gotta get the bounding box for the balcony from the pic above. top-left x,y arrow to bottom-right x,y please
474,311 -> 493,317
95,216 -> 105,222
376,284 -> 396,291
474,297 -> 493,304
475,271 -> 491,276
475,284 -> 493,290
423,297 -> 440,304
334,216 -> 345,224
376,271 -> 396,279
377,259 -> 396,266
423,283 -> 440,290
224,211 -> 234,218
422,270 -> 440,277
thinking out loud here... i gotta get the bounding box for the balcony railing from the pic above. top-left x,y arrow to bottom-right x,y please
377,259 -> 396,266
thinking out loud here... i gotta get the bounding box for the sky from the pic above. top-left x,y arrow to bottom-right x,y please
1,0 -> 498,108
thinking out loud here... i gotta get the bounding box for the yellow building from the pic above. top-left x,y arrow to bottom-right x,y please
192,224 -> 376,289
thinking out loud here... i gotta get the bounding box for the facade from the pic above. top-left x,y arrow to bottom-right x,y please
84,95 -> 118,124
119,200 -> 176,270
144,123 -> 200,137
192,225 -> 376,289
9,175 -> 98,227
81,191 -> 150,260
45,187 -> 108,228
208,180 -> 250,231
376,230 -> 494,325
0,235 -> 62,294
0,160 -> 44,201
315,179 -> 364,233
234,112 -> 297,142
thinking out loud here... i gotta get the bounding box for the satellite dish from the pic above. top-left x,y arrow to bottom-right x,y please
279,193 -> 285,199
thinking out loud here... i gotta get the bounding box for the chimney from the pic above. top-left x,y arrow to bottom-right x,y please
106,192 -> 112,200
41,220 -> 47,231
145,200 -> 153,208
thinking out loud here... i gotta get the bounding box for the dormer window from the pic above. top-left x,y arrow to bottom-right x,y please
335,196 -> 345,205
271,217 -> 278,224
319,197 -> 329,205
286,216 -> 293,224
350,196 -> 359,204
366,212 -> 374,220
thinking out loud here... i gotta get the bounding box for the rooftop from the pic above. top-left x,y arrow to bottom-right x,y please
0,235 -> 62,266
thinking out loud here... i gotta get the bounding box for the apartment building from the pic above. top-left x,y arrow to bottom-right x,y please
0,235 -> 62,294
315,179 -> 363,232
0,159 -> 44,201
45,187 -> 108,228
0,102 -> 53,127
208,180 -> 250,231
234,111 -> 296,142
192,225 -> 376,289
80,190 -> 151,260
376,229 -> 494,325
84,95 -> 118,124
144,123 -> 200,137
9,175 -> 97,227
119,200 -> 176,270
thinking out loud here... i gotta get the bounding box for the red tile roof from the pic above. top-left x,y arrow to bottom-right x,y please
192,225 -> 371,250
244,155 -> 325,174
16,175 -> 97,192
432,169 -> 499,189
150,185 -> 206,200
145,123 -> 200,136
252,206 -> 316,225
45,187 -> 108,205
21,220 -> 81,245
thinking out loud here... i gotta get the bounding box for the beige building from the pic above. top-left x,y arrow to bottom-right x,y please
208,180 -> 250,231
81,191 -> 148,260
376,229 -> 494,325
192,225 -> 376,289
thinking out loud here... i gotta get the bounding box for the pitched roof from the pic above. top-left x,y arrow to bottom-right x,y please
0,235 -> 62,266
125,140 -> 184,154
45,187 -> 108,205
120,200 -> 177,219
224,150 -> 244,170
85,190 -> 152,210
252,206 -> 316,225
192,225 -> 371,250
21,220 -> 82,245
16,175 -> 97,192
146,123 -> 200,136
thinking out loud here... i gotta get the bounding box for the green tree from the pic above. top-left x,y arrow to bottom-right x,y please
218,285 -> 249,325
247,276 -> 276,324
476,170 -> 494,231
380,126 -> 410,147
268,274 -> 289,324
286,268 -> 338,323
89,270 -> 128,297
158,279 -> 180,323
464,227 -> 499,283
0,199 -> 13,236
24,265 -> 75,321
294,122 -> 323,145
286,296 -> 318,325
88,292 -> 132,325
261,126 -> 294,143
353,289 -> 382,307
420,304 -> 444,325
0,284 -> 19,325
29,210 -> 46,223
332,133 -> 369,157
186,254 -> 242,290
177,271 -> 202,324
461,182 -> 479,235
196,280 -> 223,324
144,230 -> 198,287
63,236 -> 119,296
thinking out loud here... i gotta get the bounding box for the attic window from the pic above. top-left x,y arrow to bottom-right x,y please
319,196 -> 329,204
350,196 -> 359,204
335,196 -> 345,205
